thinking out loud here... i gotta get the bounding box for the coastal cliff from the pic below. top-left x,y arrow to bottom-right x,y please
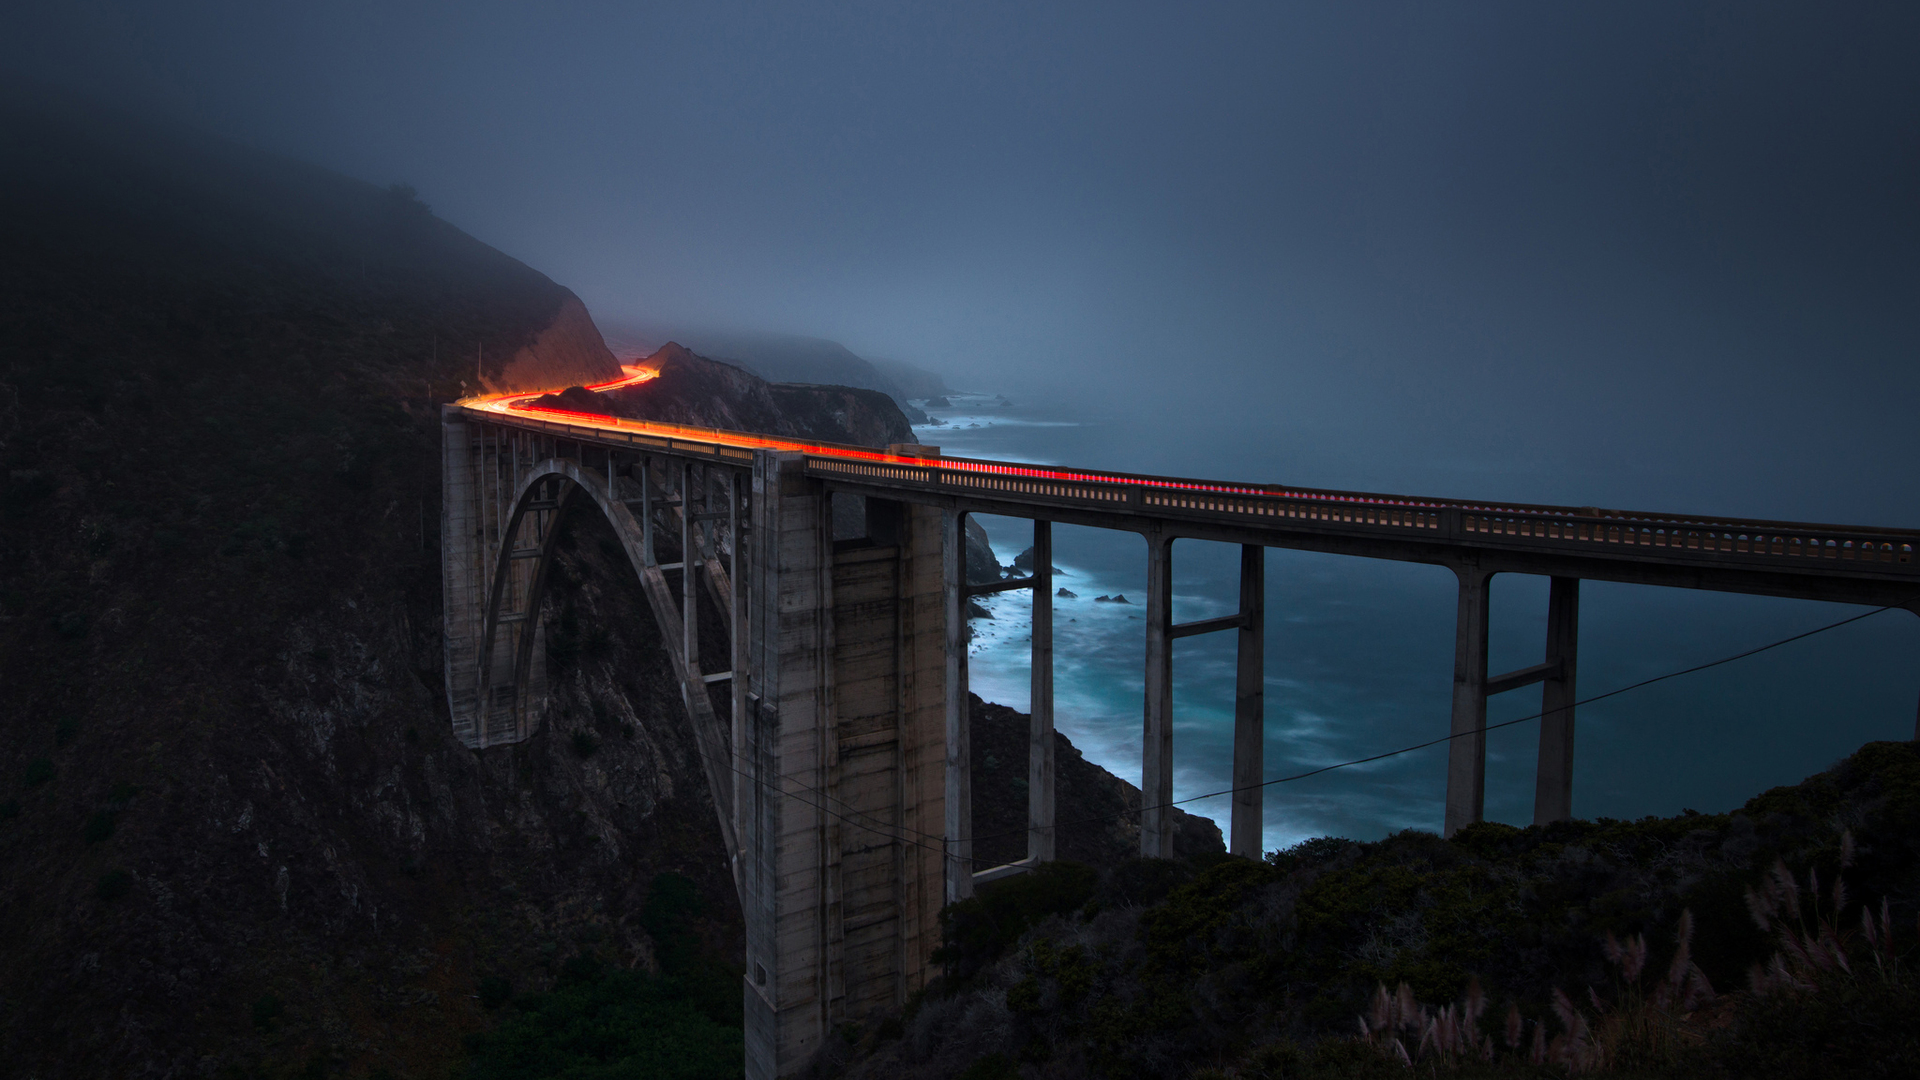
487,295 -> 624,393
0,95 -> 727,1077
608,341 -> 915,448
598,324 -> 949,419
968,695 -> 1222,869
0,95 -> 1210,1079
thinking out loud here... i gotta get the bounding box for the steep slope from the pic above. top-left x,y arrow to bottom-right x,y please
0,93 -> 702,1078
601,341 -> 914,448
604,327 -> 900,396
968,695 -> 1223,869
836,740 -> 1920,1080
493,295 -> 624,393
0,94 -> 1204,1079
599,322 -> 949,420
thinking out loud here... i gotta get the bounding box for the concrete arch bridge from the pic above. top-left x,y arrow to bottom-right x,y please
441,399 -> 1920,1079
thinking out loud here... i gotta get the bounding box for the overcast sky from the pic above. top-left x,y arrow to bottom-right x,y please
7,2 -> 1918,519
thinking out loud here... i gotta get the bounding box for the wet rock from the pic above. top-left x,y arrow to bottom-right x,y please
965,694 -> 1221,869
526,384 -> 614,415
965,517 -> 1003,585
1011,546 -> 1064,575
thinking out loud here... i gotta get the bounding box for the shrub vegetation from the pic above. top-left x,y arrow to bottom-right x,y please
464,872 -> 745,1079
834,739 -> 1920,1080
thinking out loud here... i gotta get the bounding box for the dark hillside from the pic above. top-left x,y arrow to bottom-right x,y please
0,94 -> 1188,1078
0,94 -> 710,1077
836,740 -> 1920,1080
599,326 -> 904,400
968,695 -> 1221,870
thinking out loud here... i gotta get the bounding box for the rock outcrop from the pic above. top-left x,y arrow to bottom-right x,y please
0,92 -> 730,1079
966,516 -> 1005,585
598,342 -> 913,448
490,295 -> 624,393
767,382 -> 912,448
967,695 -> 1223,870
596,324 -> 950,420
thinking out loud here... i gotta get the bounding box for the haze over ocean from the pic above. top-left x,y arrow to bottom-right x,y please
928,392 -> 1920,851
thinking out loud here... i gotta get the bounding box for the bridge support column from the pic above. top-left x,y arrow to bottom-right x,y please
1029,521 -> 1056,862
743,451 -> 832,1078
1231,544 -> 1265,859
745,455 -> 956,1078
681,462 -> 700,685
730,471 -> 749,856
944,510 -> 973,901
1444,564 -> 1492,838
1142,533 -> 1175,858
441,410 -> 483,744
1532,577 -> 1581,825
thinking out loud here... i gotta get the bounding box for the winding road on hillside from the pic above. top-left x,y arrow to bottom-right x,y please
465,370 -> 1920,586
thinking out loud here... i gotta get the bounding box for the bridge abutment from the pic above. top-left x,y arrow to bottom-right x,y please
743,455 -> 949,1077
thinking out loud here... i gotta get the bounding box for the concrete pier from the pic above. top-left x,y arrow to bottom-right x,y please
1028,520 -> 1056,862
1141,533 -> 1175,858
943,510 -> 971,901
1532,577 -> 1581,825
1231,544 -> 1265,858
1445,565 -> 1492,838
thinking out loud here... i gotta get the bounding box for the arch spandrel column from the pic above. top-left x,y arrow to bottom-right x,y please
459,452 -> 742,866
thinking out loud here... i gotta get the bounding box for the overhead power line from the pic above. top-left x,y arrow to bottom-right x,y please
686,595 -> 1914,867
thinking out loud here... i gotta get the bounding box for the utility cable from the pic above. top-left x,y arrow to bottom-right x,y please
685,595 -> 1911,868
957,595 -> 1914,849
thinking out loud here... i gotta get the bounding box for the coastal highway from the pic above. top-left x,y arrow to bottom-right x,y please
457,372 -> 1920,607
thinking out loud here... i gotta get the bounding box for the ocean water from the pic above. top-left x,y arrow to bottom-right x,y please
917,393 -> 1920,851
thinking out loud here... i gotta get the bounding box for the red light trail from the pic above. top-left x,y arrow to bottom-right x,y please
461,370 -> 1442,507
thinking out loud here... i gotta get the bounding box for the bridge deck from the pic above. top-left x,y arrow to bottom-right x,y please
452,400 -> 1920,608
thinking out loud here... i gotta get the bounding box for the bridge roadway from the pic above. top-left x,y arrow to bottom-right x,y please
443,388 -> 1919,1079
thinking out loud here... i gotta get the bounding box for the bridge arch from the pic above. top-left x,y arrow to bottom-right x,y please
477,455 -> 741,870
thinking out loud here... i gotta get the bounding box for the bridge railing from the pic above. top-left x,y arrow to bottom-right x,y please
459,403 -> 1920,579
808,453 -> 1918,577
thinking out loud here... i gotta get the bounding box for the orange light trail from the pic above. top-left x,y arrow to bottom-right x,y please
459,370 -> 1447,509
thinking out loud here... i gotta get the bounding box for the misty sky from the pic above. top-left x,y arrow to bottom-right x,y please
8,2 -> 1917,520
